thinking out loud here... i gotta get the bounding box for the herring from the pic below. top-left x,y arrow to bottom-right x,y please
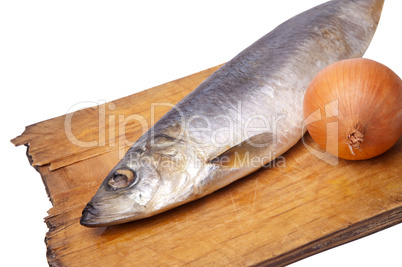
81,0 -> 384,227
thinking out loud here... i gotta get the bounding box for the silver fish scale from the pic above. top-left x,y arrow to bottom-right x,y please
150,0 -> 377,159
81,0 -> 383,226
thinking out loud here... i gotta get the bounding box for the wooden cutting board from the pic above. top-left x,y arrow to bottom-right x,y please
11,65 -> 401,266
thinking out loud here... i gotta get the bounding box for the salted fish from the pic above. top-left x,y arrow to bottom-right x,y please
81,0 -> 384,227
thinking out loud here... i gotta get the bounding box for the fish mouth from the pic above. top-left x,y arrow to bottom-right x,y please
80,202 -> 142,227
80,203 -> 102,227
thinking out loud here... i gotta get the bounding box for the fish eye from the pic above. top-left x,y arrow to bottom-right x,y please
107,168 -> 136,190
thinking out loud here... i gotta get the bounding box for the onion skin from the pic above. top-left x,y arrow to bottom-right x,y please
303,58 -> 402,160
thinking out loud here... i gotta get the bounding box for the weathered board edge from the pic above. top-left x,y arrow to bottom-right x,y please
21,138 -> 402,267
22,144 -> 60,266
23,143 -> 55,206
11,62 -> 401,266
257,206 -> 402,267
10,64 -> 225,172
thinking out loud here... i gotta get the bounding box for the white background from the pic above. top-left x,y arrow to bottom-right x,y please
1,0 -> 401,266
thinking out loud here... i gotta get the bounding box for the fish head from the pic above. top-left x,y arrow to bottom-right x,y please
80,134 -> 203,227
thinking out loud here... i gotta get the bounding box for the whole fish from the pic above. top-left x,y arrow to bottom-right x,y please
81,0 -> 384,227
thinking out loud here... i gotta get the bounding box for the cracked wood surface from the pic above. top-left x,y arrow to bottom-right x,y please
12,65 -> 402,266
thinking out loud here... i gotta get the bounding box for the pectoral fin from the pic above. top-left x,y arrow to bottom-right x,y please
209,132 -> 273,169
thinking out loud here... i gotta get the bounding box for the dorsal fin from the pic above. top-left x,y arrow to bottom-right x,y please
209,132 -> 273,169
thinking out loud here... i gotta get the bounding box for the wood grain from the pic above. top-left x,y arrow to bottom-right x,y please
12,65 -> 402,266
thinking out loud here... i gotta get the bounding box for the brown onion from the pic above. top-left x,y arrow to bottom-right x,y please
303,58 -> 402,160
